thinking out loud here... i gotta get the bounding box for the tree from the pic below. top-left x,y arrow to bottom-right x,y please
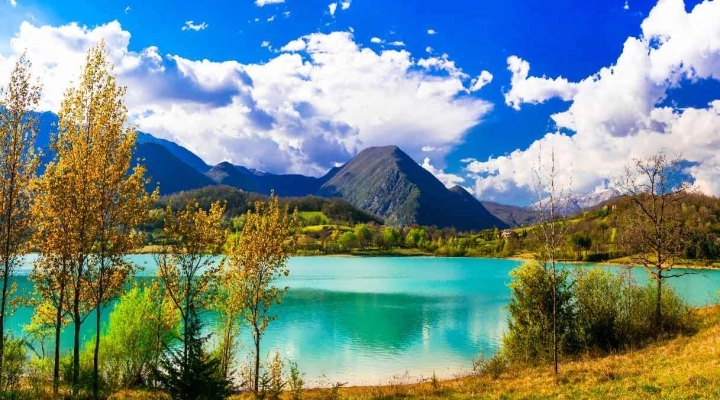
154,306 -> 231,400
531,147 -> 570,375
614,151 -> 693,332
354,224 -> 372,250
33,41 -> 156,397
569,233 -> 592,259
382,227 -> 400,249
155,200 -> 227,385
0,53 -> 41,382
221,195 -> 297,394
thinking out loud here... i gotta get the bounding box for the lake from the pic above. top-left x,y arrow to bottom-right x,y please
8,255 -> 720,386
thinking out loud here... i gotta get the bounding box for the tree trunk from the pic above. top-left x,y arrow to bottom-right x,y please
254,326 -> 260,394
552,263 -> 558,376
93,304 -> 101,399
73,289 -> 81,395
0,258 -> 9,382
656,268 -> 662,334
53,296 -> 63,396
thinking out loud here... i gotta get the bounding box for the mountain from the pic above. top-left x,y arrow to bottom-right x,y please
134,142 -> 214,195
206,161 -> 256,191
530,189 -> 621,216
480,201 -> 539,227
136,132 -> 210,172
317,146 -> 506,230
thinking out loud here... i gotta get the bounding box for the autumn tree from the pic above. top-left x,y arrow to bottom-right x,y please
74,43 -> 157,398
154,200 -> 227,386
32,41 -> 156,397
221,195 -> 297,394
0,54 -> 41,381
614,151 -> 693,332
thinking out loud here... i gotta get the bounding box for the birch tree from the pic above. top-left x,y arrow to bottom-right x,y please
0,53 -> 41,382
221,195 -> 297,394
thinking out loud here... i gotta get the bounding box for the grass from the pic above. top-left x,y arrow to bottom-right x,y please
299,211 -> 330,225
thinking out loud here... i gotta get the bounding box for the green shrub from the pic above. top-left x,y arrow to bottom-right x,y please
502,261 -> 577,364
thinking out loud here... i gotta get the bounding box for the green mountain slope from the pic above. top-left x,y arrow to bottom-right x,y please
317,146 -> 507,231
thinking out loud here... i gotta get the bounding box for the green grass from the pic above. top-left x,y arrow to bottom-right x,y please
299,211 -> 330,224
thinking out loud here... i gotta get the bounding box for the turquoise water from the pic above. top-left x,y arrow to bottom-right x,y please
8,256 -> 720,385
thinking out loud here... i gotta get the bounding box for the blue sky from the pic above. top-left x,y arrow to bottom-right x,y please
0,0 -> 719,205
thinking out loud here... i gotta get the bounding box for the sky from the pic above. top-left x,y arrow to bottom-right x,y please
0,0 -> 719,206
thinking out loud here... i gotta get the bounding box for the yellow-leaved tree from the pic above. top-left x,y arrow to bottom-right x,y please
154,200 -> 226,370
31,41 -> 156,397
0,53 -> 41,382
221,194 -> 297,394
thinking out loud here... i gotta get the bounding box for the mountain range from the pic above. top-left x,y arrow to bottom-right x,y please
31,111 -> 616,230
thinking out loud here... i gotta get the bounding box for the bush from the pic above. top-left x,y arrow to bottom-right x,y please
1,335 -> 27,395
101,285 -> 182,389
502,261 -> 576,364
472,353 -> 507,380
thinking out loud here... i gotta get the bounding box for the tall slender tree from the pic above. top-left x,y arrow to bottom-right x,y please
0,54 -> 41,381
154,200 -> 227,383
221,195 -> 297,394
32,41 -> 156,397
532,147 -> 571,376
614,151 -> 693,332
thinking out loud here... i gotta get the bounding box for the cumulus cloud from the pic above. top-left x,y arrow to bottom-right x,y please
267,15 -> 275,22
421,158 -> 465,187
624,1 -> 630,10
341,1 -> 351,10
9,0 -> 17,7
425,46 -> 433,53
469,70 -> 492,92
469,0 -> 720,204
124,6 -> 130,13
181,21 -> 208,32
427,29 -> 437,35
370,37 -> 383,44
328,2 -> 337,16
255,0 -> 284,6
504,55 -> 577,110
389,41 -> 405,46
0,21 -> 493,177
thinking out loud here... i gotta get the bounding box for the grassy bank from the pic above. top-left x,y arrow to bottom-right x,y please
106,305 -> 720,400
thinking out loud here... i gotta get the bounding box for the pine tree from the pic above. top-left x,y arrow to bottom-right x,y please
154,305 -> 231,400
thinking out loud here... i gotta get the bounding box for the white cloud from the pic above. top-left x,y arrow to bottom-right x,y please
124,6 -> 130,13
370,37 -> 383,44
427,29 -> 437,35
421,146 -> 437,152
0,22 -> 492,176
261,41 -> 270,48
255,0 -> 284,6
469,70 -> 493,92
504,55 -> 578,110
280,38 -> 306,52
267,15 -> 275,22
181,21 -> 208,32
254,18 -> 260,22
425,46 -> 433,53
348,26 -> 354,33
283,11 -> 291,18
469,0 -> 720,204
624,1 -> 630,10
9,0 -> 17,7
341,1 -> 351,10
422,158 -> 465,188
389,41 -> 405,47
328,3 -> 337,16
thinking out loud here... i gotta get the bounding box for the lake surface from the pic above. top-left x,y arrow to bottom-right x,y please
9,256 -> 720,385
